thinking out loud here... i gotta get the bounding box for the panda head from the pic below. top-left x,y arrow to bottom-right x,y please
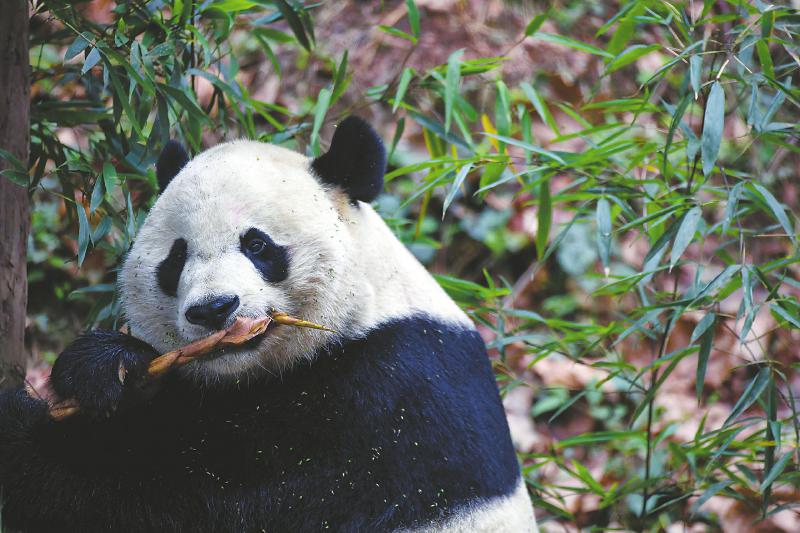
120,117 -> 386,381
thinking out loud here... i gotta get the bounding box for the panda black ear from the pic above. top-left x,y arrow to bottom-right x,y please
156,140 -> 190,192
311,116 -> 386,204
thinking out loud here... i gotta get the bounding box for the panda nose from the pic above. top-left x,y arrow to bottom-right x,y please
185,295 -> 240,330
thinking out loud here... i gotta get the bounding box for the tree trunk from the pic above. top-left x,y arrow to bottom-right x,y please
0,0 -> 30,389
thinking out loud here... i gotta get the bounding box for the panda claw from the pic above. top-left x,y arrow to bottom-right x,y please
118,360 -> 127,385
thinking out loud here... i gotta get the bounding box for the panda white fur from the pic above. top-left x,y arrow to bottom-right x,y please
0,117 -> 537,532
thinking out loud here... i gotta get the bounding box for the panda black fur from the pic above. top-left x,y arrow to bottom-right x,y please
0,117 -> 537,532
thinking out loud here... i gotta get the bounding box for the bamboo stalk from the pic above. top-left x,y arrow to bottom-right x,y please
45,313 -> 334,421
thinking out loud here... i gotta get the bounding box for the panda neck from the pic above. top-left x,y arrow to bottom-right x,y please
343,205 -> 470,332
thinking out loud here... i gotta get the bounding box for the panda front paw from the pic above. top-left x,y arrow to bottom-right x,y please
0,387 -> 49,464
49,330 -> 159,418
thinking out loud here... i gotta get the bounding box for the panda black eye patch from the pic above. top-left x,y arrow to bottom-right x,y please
156,238 -> 187,297
240,228 -> 289,283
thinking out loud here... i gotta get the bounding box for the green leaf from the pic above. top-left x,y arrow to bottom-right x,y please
65,33 -> 90,61
69,283 -> 116,298
0,148 -> 28,187
310,86 -> 332,157
606,44 -> 660,73
408,111 -> 470,151
388,117 -> 405,160
723,367 -> 770,428
663,93 -> 691,177
91,216 -> 112,244
377,25 -> 417,43
670,206 -> 702,269
722,181 -> 743,235
771,303 -> 800,329
81,47 -> 102,74
696,316 -> 715,400
494,80 -> 511,140
691,480 -> 733,515
536,179 -> 551,260
393,67 -> 413,113
556,430 -> 644,448
273,0 -> 313,51
596,197 -> 611,275
205,0 -> 259,11
761,452 -> 791,492
701,81 -> 725,177
751,183 -> 797,246
520,82 -> 559,135
478,162 -> 506,192
102,162 -> 118,197
442,163 -> 472,219
76,203 -> 90,267
89,177 -> 104,214
331,51 -> 349,104
444,49 -> 464,133
405,0 -> 420,37
524,10 -> 550,36
482,133 -> 565,164
691,311 -> 716,344
690,54 -> 702,97
530,33 -> 614,58
756,39 -> 775,79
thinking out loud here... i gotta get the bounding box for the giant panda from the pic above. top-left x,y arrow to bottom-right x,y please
0,117 -> 537,532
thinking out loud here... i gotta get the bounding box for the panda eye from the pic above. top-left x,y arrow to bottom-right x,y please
246,238 -> 267,255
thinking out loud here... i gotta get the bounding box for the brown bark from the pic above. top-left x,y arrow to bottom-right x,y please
0,0 -> 30,389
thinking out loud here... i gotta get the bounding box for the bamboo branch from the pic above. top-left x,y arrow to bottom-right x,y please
45,313 -> 334,421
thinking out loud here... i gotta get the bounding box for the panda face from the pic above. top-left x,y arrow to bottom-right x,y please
120,140 -> 359,381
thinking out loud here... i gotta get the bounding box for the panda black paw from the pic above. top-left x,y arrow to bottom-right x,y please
0,387 -> 48,438
49,330 -> 159,418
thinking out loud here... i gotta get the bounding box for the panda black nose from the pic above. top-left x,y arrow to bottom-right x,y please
185,295 -> 240,330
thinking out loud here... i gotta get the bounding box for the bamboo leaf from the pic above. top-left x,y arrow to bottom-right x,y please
530,33 -> 614,58
102,162 -> 118,197
701,81 -> 725,177
393,67 -> 413,113
520,82 -> 560,134
756,39 -> 774,79
81,47 -> 102,74
596,197 -> 611,275
670,206 -> 702,269
482,133 -> 565,164
444,49 -> 464,133
693,312 -> 716,400
691,480 -> 733,515
405,0 -> 420,37
310,87 -> 332,157
65,33 -> 91,61
524,10 -> 550,36
771,303 -> 800,329
76,203 -> 90,267
606,44 -> 660,73
723,368 -> 770,428
273,0 -> 313,51
663,93 -> 691,177
761,452 -> 791,492
89,177 -> 104,214
751,183 -> 797,246
691,311 -> 716,344
690,54 -> 702,97
442,163 -> 472,218
331,51 -> 349,104
536,179 -> 551,260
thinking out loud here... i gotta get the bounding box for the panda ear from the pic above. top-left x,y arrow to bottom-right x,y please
311,116 -> 386,204
156,140 -> 190,192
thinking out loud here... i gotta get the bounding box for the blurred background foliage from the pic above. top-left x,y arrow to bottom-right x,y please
11,0 -> 800,530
